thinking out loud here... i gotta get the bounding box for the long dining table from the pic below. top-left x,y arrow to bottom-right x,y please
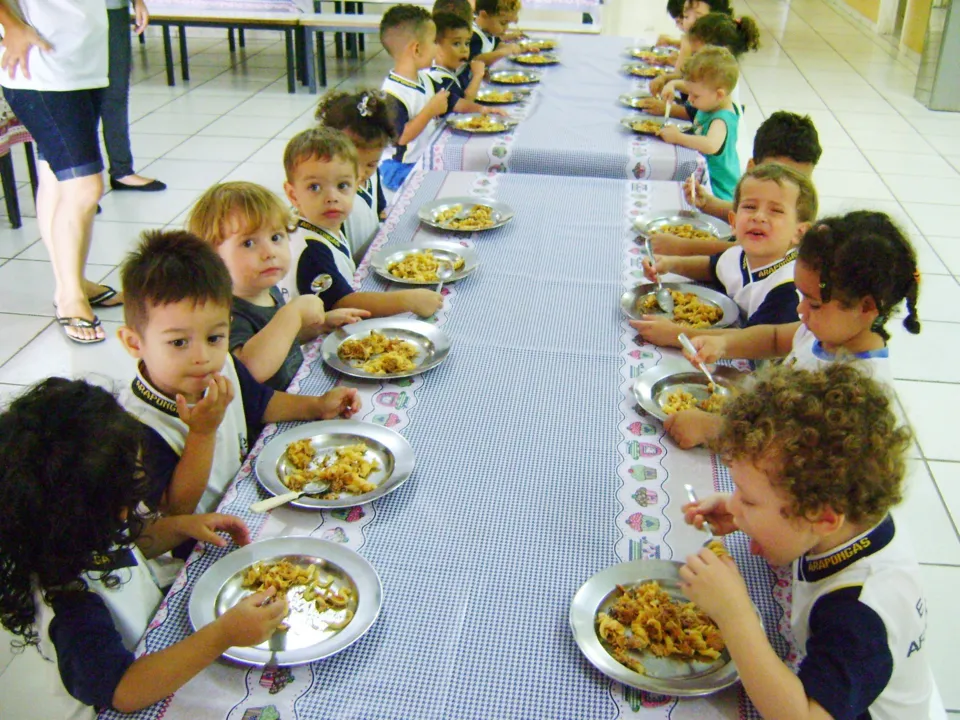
426,34 -> 708,185
101,170 -> 796,720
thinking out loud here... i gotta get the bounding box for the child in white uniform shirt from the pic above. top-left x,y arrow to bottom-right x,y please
0,378 -> 290,715
667,210 -> 920,448
681,364 -> 945,720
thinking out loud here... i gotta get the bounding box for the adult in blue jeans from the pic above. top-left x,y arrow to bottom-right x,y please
104,0 -> 166,193
0,0 -> 113,343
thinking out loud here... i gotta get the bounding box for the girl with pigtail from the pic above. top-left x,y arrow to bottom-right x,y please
661,210 -> 922,448
316,89 -> 398,261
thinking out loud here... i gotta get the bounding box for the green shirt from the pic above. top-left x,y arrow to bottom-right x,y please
694,107 -> 740,202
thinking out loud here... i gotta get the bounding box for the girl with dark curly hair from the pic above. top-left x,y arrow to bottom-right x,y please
0,379 -> 288,716
665,211 -> 921,449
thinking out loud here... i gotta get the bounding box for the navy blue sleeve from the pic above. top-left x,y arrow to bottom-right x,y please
797,587 -> 893,720
469,32 -> 484,59
375,168 -> 387,216
233,355 -> 275,439
384,95 -> 409,157
48,591 -> 135,709
458,65 -> 473,90
295,241 -> 356,309
746,282 -> 800,326
708,252 -> 723,284
141,425 -> 179,509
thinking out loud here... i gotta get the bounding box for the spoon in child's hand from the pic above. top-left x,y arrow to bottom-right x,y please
644,236 -> 674,314
678,333 -> 730,397
683,484 -> 716,540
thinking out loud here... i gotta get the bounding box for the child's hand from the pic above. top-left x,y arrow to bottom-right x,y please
406,289 -> 443,317
638,98 -> 666,115
217,587 -> 289,647
681,492 -> 738,535
500,42 -> 522,56
629,316 -> 682,347
679,547 -> 752,627
682,334 -> 726,365
664,408 -> 723,449
177,375 -> 234,435
322,307 -> 371,331
0,19 -> 52,81
648,233 -> 707,255
178,513 -> 252,548
292,294 -> 327,332
683,177 -> 709,210
481,106 -> 509,116
427,90 -> 451,117
470,59 -> 486,77
648,75 -> 668,96
641,255 -> 669,283
658,124 -> 683,144
317,387 -> 361,419
659,80 -> 679,102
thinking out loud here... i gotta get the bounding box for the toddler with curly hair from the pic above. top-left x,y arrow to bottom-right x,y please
680,363 -> 945,720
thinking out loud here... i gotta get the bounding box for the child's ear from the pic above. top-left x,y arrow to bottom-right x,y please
283,181 -> 298,209
794,221 -> 811,244
745,158 -> 756,171
810,505 -> 845,538
860,294 -> 878,316
727,210 -> 737,228
117,326 -> 144,359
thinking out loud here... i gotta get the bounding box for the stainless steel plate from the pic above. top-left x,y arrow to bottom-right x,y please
625,47 -> 675,65
188,536 -> 382,667
518,38 -> 557,51
620,116 -> 692,135
476,88 -> 530,104
511,52 -> 559,66
254,419 -> 415,509
445,113 -> 518,134
631,359 -> 745,421
620,282 -> 739,327
570,559 -> 747,696
321,317 -> 452,380
622,62 -> 668,78
634,212 -> 734,241
370,240 -> 480,286
417,196 -> 516,232
488,69 -> 542,84
618,91 -> 652,108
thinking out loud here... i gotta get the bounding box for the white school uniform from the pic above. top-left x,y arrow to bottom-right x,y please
281,220 -> 356,301
712,245 -> 798,325
381,70 -> 440,166
344,173 -> 382,262
783,323 -> 893,386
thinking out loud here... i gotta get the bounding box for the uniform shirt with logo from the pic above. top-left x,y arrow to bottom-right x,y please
708,245 -> 800,327
121,354 -> 274,514
792,515 -> 946,720
783,323 -> 893,386
279,217 -> 356,309
469,21 -> 500,59
382,70 -> 449,166
344,168 -> 387,262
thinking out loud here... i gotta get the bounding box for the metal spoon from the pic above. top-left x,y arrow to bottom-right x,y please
435,260 -> 454,293
250,480 -> 329,513
677,333 -> 730,397
644,236 -> 674,314
684,484 -> 715,540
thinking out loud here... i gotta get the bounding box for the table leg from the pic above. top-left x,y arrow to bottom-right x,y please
228,27 -> 236,52
358,3 -> 365,52
304,29 -> 317,93
295,26 -> 305,84
345,1 -> 355,56
318,31 -> 327,87
24,142 -> 38,200
239,28 -> 246,47
334,1 -> 344,58
284,29 -> 296,94
0,153 -> 22,229
162,25 -> 175,86
178,24 -> 189,82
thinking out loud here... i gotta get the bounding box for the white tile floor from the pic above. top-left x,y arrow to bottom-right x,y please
0,0 -> 956,711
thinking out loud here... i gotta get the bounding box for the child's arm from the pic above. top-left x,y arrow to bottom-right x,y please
649,233 -> 732,256
651,254 -> 714,282
637,97 -> 691,120
452,97 -> 507,115
474,42 -> 520,66
262,386 -> 360,425
135,513 -> 251,559
231,296 -> 325,384
682,322 -> 800,361
683,178 -> 734,221
464,59 -> 485,100
660,117 -> 728,155
334,289 -> 442,318
649,71 -> 682,97
398,90 -> 450,145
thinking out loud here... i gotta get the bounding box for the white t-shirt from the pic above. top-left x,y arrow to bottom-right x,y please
784,323 -> 893,386
0,0 -> 108,91
343,171 -> 383,262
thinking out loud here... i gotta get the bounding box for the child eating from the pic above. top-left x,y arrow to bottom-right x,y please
470,0 -> 522,66
680,363 -> 945,719
280,127 -> 442,318
633,162 -> 817,346
187,181 -> 368,390
429,12 -> 487,104
117,230 -> 361,516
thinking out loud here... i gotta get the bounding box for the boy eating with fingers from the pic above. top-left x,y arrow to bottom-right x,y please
680,363 -> 945,720
470,0 -> 522,67
118,230 -> 361,517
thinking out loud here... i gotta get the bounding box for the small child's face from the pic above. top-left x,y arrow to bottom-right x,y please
682,0 -> 710,31
727,458 -> 822,566
352,144 -> 384,186
478,11 -> 511,36
685,79 -> 726,113
118,300 -> 231,404
216,216 -> 291,299
731,177 -> 805,262
436,28 -> 472,69
284,155 -> 358,232
413,22 -> 439,70
794,260 -> 878,351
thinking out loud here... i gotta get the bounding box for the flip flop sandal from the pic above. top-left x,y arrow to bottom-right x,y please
56,314 -> 105,344
88,285 -> 122,308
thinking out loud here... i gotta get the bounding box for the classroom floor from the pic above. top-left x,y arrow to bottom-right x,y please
0,0 -> 956,710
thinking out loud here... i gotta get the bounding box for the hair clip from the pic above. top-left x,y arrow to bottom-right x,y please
357,94 -> 372,118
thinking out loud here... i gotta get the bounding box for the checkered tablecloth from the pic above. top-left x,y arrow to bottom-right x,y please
100,171 -> 794,720
428,35 -> 708,185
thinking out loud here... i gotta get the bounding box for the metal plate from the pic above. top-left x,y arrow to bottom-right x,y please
622,62 -> 668,78
188,536 -> 382,667
321,317 -> 452,380
417,196 -> 516,232
619,282 -> 739,326
620,116 -> 692,136
633,212 -> 734,241
625,47 -> 675,65
445,113 -> 519,134
518,38 -> 557,51
476,87 -> 530,104
618,91 -> 652,108
254,419 -> 415,509
511,52 -> 560,66
631,359 -> 745,421
369,240 -> 480,286
570,559 -> 750,696
488,69 -> 542,85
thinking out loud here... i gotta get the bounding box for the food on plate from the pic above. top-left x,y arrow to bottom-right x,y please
433,204 -> 496,230
387,250 -> 465,282
627,65 -> 665,78
338,331 -> 419,374
242,559 -> 355,625
491,72 -> 535,84
637,290 -> 723,327
519,39 -> 555,50
627,118 -> 664,134
655,223 -> 717,242
661,383 -> 730,415
514,53 -> 556,65
285,438 -> 316,470
630,50 -> 674,66
451,114 -> 508,132
282,441 -> 380,497
596,581 -> 725,674
477,90 -> 518,103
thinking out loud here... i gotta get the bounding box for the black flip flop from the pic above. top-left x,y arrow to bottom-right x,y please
88,285 -> 122,308
56,314 -> 104,344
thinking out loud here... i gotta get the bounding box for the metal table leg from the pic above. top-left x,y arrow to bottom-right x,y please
178,24 -> 189,81
162,25 -> 175,85
284,28 -> 296,93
